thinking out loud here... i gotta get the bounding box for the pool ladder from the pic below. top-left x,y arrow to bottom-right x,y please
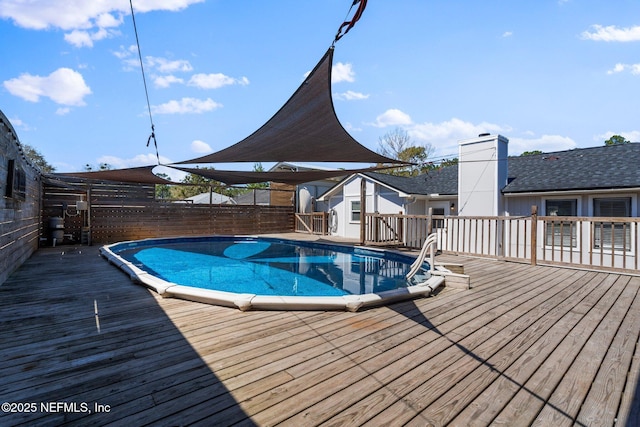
406,233 -> 438,281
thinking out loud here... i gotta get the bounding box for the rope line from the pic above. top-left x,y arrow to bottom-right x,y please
129,0 -> 160,165
333,0 -> 368,44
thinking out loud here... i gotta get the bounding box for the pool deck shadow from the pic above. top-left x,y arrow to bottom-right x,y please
0,246 -> 257,426
1,240 -> 639,426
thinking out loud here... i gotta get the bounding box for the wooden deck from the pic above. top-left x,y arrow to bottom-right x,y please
1,242 -> 639,426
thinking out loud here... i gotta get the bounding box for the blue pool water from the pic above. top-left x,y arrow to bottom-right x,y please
111,236 -> 430,297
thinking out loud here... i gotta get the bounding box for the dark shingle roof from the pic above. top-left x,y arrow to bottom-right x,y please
503,143 -> 640,193
363,143 -> 640,195
364,167 -> 458,196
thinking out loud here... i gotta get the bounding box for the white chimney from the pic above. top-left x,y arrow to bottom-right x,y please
457,134 -> 509,216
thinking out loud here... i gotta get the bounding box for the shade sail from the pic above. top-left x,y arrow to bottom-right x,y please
176,47 -> 398,165
172,166 -> 389,185
54,166 -> 174,185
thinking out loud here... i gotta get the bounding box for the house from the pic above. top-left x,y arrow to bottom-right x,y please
174,191 -> 231,204
318,134 -> 640,240
231,189 -> 271,205
318,169 -> 458,238
270,162 -> 347,212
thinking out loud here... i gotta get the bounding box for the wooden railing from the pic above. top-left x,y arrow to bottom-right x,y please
537,216 -> 638,272
295,212 -> 328,235
365,212 -> 640,274
366,214 -> 405,246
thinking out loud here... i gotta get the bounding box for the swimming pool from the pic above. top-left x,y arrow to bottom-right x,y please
100,236 -> 445,311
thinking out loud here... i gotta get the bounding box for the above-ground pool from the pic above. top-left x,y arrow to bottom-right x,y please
100,236 -> 446,311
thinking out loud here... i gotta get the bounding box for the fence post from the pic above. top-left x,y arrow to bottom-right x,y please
360,177 -> 366,245
427,207 -> 433,235
531,205 -> 538,266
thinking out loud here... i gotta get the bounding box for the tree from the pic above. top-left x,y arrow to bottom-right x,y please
520,150 -> 543,156
605,135 -> 630,146
377,127 -> 435,176
171,167 -> 232,199
439,157 -> 458,167
155,173 -> 172,199
21,143 -> 55,173
246,162 -> 269,190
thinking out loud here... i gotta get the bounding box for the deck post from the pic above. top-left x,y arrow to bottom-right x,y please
531,205 -> 538,265
398,211 -> 404,245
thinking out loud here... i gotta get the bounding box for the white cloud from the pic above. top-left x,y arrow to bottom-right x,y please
508,134 -> 577,155
343,122 -> 362,132
3,67 -> 91,106
96,154 -> 159,169
0,0 -> 204,47
502,31 -> 513,38
154,75 -> 184,88
153,165 -> 187,182
406,117 -> 508,156
55,107 -> 71,115
370,109 -> 413,128
146,56 -> 193,73
188,73 -> 249,89
95,12 -> 122,28
371,116 -> 576,157
190,140 -> 212,153
607,63 -> 640,75
7,116 -> 33,132
64,30 -> 93,47
113,44 -> 138,60
581,25 -> 640,42
64,27 -> 119,48
333,90 -> 369,101
151,97 -> 222,114
595,130 -> 640,143
332,62 -> 355,83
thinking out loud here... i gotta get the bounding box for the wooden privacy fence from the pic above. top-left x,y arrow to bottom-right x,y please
365,211 -> 640,274
90,204 -> 294,243
42,178 -> 295,245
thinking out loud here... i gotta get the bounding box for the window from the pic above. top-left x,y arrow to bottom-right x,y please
594,197 -> 630,217
431,207 -> 445,230
544,199 -> 577,247
593,197 -> 631,251
545,199 -> 577,217
350,200 -> 361,222
5,159 -> 26,201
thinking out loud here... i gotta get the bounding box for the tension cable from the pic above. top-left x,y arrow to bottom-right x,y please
129,0 -> 160,165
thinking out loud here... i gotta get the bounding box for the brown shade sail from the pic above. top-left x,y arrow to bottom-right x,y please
54,166 -> 174,185
172,165 -> 389,186
175,47 -> 399,165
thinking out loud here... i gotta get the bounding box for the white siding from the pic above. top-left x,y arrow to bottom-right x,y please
458,134 -> 509,216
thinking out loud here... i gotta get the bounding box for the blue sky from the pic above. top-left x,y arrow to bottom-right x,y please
1,0 -> 639,179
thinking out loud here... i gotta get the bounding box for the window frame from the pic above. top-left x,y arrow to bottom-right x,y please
5,159 -> 26,201
350,200 -> 361,223
591,196 -> 633,252
542,198 -> 579,248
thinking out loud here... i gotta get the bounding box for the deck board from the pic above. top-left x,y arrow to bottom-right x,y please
0,243 -> 638,426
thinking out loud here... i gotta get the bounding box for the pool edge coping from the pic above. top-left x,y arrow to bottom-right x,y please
100,235 -> 445,312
